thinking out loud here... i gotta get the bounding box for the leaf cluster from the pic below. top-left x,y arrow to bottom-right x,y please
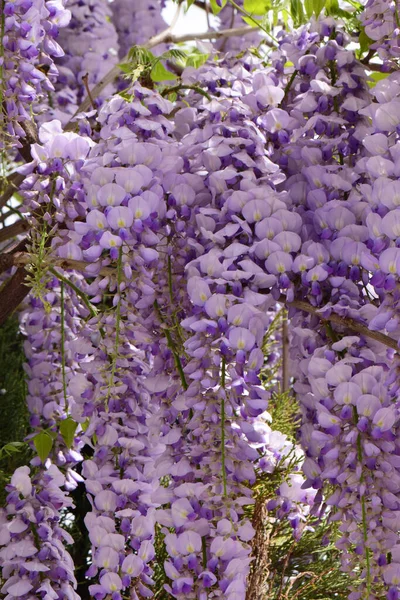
120,46 -> 188,85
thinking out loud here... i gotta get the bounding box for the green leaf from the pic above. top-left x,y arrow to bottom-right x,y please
186,51 -> 209,69
81,418 -> 90,433
185,0 -> 196,9
325,0 -> 350,17
367,71 -> 390,88
241,15 -> 260,26
243,0 -> 271,15
359,28 -> 374,55
290,0 -> 305,25
304,0 -> 326,18
60,418 -> 78,449
33,432 -> 53,463
0,441 -> 25,459
209,0 -> 227,14
162,48 -> 188,61
151,62 -> 177,82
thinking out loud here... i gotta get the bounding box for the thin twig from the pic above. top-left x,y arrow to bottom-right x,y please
285,297 -> 399,351
0,251 -> 117,277
82,74 -> 96,110
282,311 -> 289,393
65,25 -> 260,124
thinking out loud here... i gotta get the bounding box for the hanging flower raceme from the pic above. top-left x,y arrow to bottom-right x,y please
130,55 -> 320,598
111,0 -> 168,58
40,0 -> 119,123
360,0 -> 400,66
215,0 -> 262,53
293,332 -> 400,599
0,465 -> 78,600
0,0 -> 71,148
46,84 -> 191,598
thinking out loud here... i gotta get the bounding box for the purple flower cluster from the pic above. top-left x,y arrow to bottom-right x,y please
42,0 -> 119,123
28,69 -> 315,598
215,0 -> 261,53
360,0 -> 400,65
1,0 -> 71,147
111,0 -> 168,58
0,465 -> 78,600
7,5 -> 400,599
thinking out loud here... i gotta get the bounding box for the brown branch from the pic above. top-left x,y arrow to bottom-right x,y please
285,297 -> 399,351
0,173 -> 24,209
0,209 -> 16,224
246,498 -> 271,600
0,219 -> 29,244
0,267 -> 30,324
366,62 -> 397,73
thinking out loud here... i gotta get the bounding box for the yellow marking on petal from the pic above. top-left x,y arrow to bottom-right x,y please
254,211 -> 262,221
237,340 -> 245,350
135,209 -> 143,218
117,219 -> 125,227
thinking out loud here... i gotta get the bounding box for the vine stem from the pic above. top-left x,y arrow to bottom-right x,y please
60,280 -> 68,413
279,69 -> 298,107
49,267 -> 98,319
106,247 -> 123,408
221,356 -> 227,497
281,311 -> 289,393
357,433 -> 372,595
154,299 -> 188,391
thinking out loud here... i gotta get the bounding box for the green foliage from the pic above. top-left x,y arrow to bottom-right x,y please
367,71 -> 390,88
304,0 -> 326,19
120,46 -> 189,86
60,417 -> 78,449
176,47 -> 209,70
209,0 -> 228,14
267,518 -> 352,600
33,431 -> 54,463
153,525 -> 170,600
0,316 -> 30,505
268,391 -> 300,442
243,0 -> 271,14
